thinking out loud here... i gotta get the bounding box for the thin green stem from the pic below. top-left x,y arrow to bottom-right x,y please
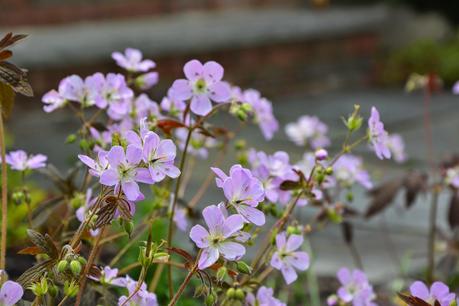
427,187 -> 439,284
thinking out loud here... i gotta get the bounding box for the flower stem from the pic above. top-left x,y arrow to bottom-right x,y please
427,186 -> 439,284
0,110 -> 7,276
167,127 -> 193,298
168,264 -> 197,306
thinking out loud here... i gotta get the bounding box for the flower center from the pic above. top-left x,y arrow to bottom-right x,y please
193,78 -> 207,94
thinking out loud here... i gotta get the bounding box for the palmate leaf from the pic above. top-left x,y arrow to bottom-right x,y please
17,259 -> 55,287
0,82 -> 15,119
26,229 -> 59,259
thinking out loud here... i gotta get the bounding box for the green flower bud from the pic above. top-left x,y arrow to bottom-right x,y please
226,288 -> 236,299
325,167 -> 333,175
327,208 -> 342,224
234,140 -> 246,151
12,191 -> 25,205
78,256 -> 87,266
122,220 -> 134,237
79,139 -> 90,152
216,266 -> 227,281
64,280 -> 79,298
48,283 -> 58,297
153,252 -> 169,262
57,260 -> 68,273
346,192 -> 354,202
30,277 -> 48,296
65,134 -> 77,144
236,261 -> 252,275
241,103 -> 252,112
70,260 -> 82,276
235,288 -> 245,300
205,293 -> 216,306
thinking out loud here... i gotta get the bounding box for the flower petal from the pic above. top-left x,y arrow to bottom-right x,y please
281,264 -> 298,284
236,205 -> 265,226
107,146 -> 125,167
410,281 -> 430,301
190,95 -> 212,116
122,181 -> 141,201
190,225 -> 209,248
184,59 -> 204,81
0,281 -> 23,306
198,247 -> 219,270
218,241 -> 245,260
286,234 -> 303,252
222,214 -> 244,238
202,205 -> 224,235
208,81 -> 231,103
100,169 -> 119,186
285,251 -> 309,271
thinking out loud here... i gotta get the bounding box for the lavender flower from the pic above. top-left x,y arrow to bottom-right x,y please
112,48 -> 156,72
368,107 -> 391,160
387,134 -> 406,163
100,145 -> 144,201
173,207 -> 188,232
453,81 -> 459,94
244,89 -> 279,140
334,267 -> 377,306
446,166 -> 459,188
42,90 -> 66,112
79,150 -> 109,177
189,205 -> 246,269
135,72 -> 159,90
285,115 -> 330,149
57,74 -> 99,107
410,281 -> 455,306
5,150 -> 47,171
160,90 -> 186,117
89,266 -> 120,285
246,286 -> 286,306
212,165 -> 265,226
96,73 -> 134,116
170,59 -> 231,115
333,154 -> 372,189
75,189 -> 100,237
117,277 -> 158,306
142,132 -> 180,182
0,280 -> 23,306
270,232 -> 309,284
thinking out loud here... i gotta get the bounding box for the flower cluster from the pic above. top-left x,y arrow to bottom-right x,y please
285,115 -> 330,149
4,150 -> 47,171
328,267 -> 376,306
409,281 -> 455,306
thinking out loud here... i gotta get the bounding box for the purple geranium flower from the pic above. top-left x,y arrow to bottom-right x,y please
387,134 -> 406,163
100,145 -> 144,201
173,207 -> 188,232
246,286 -> 286,306
142,132 -> 180,182
332,154 -> 372,189
410,281 -> 455,306
112,48 -> 156,72
117,276 -> 158,306
5,150 -> 47,171
135,72 -> 159,90
244,89 -> 279,140
96,73 -> 134,115
212,165 -> 265,226
170,59 -> 231,115
285,115 -> 330,149
270,232 -> 309,284
335,267 -> 377,306
368,107 -> 391,160
79,150 -> 109,177
42,89 -> 66,112
189,205 -> 246,269
89,266 -> 120,285
453,81 -> 459,95
0,280 -> 23,306
58,74 -> 100,107
75,189 -> 100,237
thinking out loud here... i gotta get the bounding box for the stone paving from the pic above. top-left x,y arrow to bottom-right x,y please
7,88 -> 459,282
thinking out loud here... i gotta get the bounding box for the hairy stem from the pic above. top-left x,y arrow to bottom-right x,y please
166,127 -> 192,297
0,110 -> 7,275
168,265 -> 197,306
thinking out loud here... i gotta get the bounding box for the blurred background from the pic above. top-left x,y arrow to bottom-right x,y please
2,0 -> 459,302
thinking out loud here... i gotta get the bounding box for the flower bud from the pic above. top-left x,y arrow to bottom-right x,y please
153,252 -> 169,262
12,191 -> 25,205
346,192 -> 354,202
30,277 -> 48,296
78,256 -> 87,266
57,260 -> 68,273
64,280 -> 79,298
345,105 -> 363,132
235,288 -> 245,300
48,283 -> 59,297
234,140 -> 246,151
325,167 -> 333,175
236,261 -> 252,275
226,288 -> 236,299
216,266 -> 227,281
122,220 -> 134,237
70,260 -> 82,276
315,149 -> 328,161
79,139 -> 90,152
65,134 -> 77,144
327,208 -> 342,224
205,292 -> 216,306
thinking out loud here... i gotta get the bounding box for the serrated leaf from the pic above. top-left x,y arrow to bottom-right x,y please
0,82 -> 15,119
26,229 -> 58,258
397,292 -> 435,306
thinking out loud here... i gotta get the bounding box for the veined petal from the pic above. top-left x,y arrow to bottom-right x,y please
209,81 -> 231,103
237,205 -> 265,226
280,264 -> 297,284
190,95 -> 212,116
198,247 -> 219,270
218,241 -> 245,260
409,281 -> 429,301
285,251 -> 309,271
190,225 -> 210,248
203,61 -> 224,83
270,252 -> 283,270
0,281 -> 23,306
222,214 -> 244,238
107,146 -> 125,167
184,59 -> 204,81
122,181 -> 141,201
100,169 -> 119,186
286,234 -> 303,252
126,145 -> 142,165
202,205 -> 224,235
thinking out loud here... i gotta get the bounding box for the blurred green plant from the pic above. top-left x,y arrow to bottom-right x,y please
382,35 -> 459,86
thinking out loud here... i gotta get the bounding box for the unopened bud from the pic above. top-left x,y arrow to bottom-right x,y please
235,288 -> 245,300
226,288 -> 236,299
64,280 -> 79,297
57,260 -> 68,273
315,149 -> 328,161
236,261 -> 252,275
205,292 -> 216,306
122,220 -> 134,237
65,134 -> 77,144
78,256 -> 87,266
12,191 -> 25,205
79,139 -> 90,152
325,167 -> 333,175
70,260 -> 82,276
